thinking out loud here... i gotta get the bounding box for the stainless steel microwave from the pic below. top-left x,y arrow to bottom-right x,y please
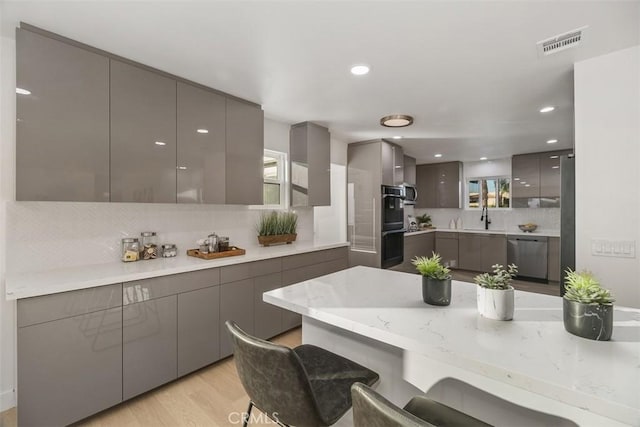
402,184 -> 417,205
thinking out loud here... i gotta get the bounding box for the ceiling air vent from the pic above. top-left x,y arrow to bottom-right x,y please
537,26 -> 588,56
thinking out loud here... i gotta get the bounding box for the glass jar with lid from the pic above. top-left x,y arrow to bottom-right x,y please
161,244 -> 177,258
121,238 -> 140,262
218,236 -> 230,252
140,232 -> 158,260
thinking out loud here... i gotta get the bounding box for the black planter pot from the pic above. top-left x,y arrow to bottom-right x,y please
563,298 -> 613,341
422,277 -> 451,306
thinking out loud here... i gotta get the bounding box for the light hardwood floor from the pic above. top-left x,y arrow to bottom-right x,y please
0,328 -> 301,427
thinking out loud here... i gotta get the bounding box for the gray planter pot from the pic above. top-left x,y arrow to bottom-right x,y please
563,298 -> 613,341
422,277 -> 451,306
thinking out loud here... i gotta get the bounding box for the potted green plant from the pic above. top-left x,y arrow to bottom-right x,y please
563,269 -> 614,341
474,264 -> 518,320
412,252 -> 452,306
256,211 -> 298,246
415,214 -> 432,229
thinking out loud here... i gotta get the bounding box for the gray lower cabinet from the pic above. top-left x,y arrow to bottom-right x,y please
110,59 -> 177,203
123,295 -> 177,400
219,279 -> 255,358
435,232 -> 459,268
392,232 -> 435,273
548,237 -> 560,282
225,98 -> 264,205
177,286 -> 220,376
177,82 -> 226,204
459,234 -> 507,272
17,285 -> 123,427
254,272 -> 284,339
16,28 -> 110,202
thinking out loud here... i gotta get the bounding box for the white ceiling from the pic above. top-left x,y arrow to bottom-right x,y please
3,1 -> 639,164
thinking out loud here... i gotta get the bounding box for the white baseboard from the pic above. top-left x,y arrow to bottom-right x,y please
0,388 -> 16,412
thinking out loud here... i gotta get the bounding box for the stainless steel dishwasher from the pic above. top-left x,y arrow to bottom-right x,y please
507,235 -> 548,280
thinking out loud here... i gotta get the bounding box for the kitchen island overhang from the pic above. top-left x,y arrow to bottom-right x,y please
264,266 -> 640,427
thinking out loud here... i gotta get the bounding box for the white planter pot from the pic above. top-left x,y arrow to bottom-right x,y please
477,286 -> 514,321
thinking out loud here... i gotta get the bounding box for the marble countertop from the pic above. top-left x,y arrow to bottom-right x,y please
264,266 -> 640,425
405,228 -> 560,237
5,240 -> 349,300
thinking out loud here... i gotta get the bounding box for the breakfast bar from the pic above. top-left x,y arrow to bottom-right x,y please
264,266 -> 640,427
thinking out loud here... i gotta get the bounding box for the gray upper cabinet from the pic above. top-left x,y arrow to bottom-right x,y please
416,162 -> 462,208
110,60 -> 177,203
290,122 -> 331,206
226,98 -> 264,205
16,28 -> 110,202
177,82 -> 226,204
512,149 -> 572,208
404,155 -> 416,185
381,142 -> 404,186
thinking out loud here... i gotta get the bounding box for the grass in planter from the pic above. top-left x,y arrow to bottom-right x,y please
256,211 -> 298,236
564,269 -> 614,305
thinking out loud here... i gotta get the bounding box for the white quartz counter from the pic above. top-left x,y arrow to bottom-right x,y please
405,228 -> 560,237
264,266 -> 640,425
6,240 -> 349,300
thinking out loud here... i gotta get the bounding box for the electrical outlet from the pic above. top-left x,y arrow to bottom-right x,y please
591,239 -> 636,258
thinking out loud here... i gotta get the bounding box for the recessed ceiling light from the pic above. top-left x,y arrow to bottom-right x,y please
550,155 -> 559,159
177,166 -> 187,170
392,136 -> 402,140
394,165 -> 402,169
434,154 -> 442,158
539,106 -> 555,113
155,141 -> 166,146
480,157 -> 487,161
547,139 -> 558,144
16,88 -> 31,95
380,114 -> 414,127
514,177 -> 520,181
197,129 -> 209,134
350,65 -> 370,76
552,166 -> 560,169
525,184 -> 531,187
521,182 -> 527,185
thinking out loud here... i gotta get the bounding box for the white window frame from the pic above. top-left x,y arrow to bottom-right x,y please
465,176 -> 512,210
250,149 -> 288,210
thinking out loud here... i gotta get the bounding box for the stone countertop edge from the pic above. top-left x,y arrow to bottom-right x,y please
6,241 -> 349,301
404,228 -> 560,237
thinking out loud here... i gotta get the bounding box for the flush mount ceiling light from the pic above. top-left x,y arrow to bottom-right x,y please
16,88 -> 31,95
539,106 -> 555,113
350,65 -> 370,76
547,139 -> 558,144
380,114 -> 413,127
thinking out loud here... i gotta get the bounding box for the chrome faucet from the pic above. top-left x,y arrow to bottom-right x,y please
480,206 -> 491,230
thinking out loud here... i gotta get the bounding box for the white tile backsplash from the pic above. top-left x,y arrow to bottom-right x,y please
413,208 -> 560,232
5,202 -> 313,274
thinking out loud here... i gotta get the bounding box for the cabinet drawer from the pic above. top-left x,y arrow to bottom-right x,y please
323,246 -> 348,262
282,248 -> 346,270
220,258 -> 281,283
123,268 -> 220,304
436,231 -> 458,239
18,283 -> 122,327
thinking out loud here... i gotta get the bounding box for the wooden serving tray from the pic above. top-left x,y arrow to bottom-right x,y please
187,247 -> 246,260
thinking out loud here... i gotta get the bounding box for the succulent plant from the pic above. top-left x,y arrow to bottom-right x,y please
412,252 -> 451,280
474,264 -> 518,290
563,269 -> 614,305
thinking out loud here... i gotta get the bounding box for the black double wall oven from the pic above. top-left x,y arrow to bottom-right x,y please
381,185 -> 405,269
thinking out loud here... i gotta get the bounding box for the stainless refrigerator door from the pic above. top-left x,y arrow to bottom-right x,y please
560,155 -> 575,295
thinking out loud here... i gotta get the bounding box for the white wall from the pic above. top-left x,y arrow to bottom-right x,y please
574,45 -> 640,308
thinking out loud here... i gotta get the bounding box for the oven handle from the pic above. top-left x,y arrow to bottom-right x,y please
382,194 -> 405,199
382,229 -> 407,236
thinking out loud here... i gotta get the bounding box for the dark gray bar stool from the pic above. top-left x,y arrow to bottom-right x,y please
351,382 -> 493,427
225,320 -> 379,426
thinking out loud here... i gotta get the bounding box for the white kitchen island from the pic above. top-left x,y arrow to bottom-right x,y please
264,266 -> 640,427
